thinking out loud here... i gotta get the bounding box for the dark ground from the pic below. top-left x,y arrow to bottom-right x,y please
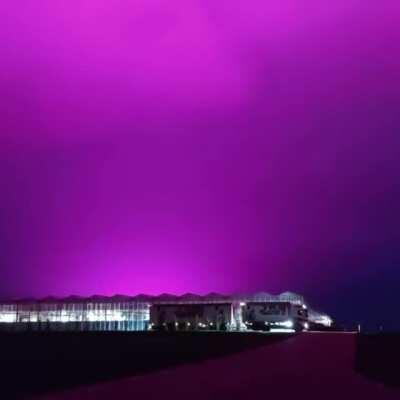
355,333 -> 400,388
1,331 -> 399,399
0,331 -> 288,398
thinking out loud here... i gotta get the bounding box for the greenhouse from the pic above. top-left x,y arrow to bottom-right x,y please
0,292 -> 331,332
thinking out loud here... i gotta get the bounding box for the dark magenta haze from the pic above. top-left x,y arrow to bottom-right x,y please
1,2 -> 400,328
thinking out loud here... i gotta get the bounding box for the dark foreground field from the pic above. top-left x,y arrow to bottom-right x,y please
0,330 -> 287,398
356,333 -> 400,388
1,331 -> 400,399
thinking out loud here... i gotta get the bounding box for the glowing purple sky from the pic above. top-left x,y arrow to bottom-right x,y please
1,1 -> 400,326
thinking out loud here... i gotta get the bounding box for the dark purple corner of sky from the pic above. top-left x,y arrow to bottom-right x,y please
0,1 -> 400,328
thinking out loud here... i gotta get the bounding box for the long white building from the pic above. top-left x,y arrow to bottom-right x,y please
0,292 -> 332,332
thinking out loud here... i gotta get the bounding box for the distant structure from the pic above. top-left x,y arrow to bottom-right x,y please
0,292 -> 332,333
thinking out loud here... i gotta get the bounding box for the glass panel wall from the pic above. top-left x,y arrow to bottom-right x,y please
0,302 -> 150,331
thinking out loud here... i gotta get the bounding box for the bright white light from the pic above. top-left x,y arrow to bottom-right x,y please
240,302 -> 246,307
175,322 -> 179,326
304,322 -> 309,330
270,328 -> 295,333
87,311 -> 103,322
315,316 -> 332,327
187,322 -> 191,326
272,320 -> 293,328
302,304 -> 307,309
281,320 -> 293,328
0,313 -> 17,323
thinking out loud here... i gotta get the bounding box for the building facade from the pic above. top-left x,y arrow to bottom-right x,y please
0,292 -> 332,332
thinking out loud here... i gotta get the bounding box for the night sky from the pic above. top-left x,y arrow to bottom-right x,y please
1,1 -> 400,330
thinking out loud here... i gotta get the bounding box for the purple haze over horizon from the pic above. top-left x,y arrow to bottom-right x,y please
1,1 -> 400,326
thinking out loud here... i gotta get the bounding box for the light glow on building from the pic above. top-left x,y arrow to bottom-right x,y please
0,292 -> 332,333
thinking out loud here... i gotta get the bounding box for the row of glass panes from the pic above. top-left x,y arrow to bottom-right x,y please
0,304 -> 150,323
0,302 -> 149,311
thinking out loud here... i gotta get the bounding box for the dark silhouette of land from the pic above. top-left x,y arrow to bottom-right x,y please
356,333 -> 400,388
0,331 -> 288,398
1,331 -> 399,399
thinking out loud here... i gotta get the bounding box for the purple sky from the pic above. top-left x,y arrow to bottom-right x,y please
1,1 -> 400,327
